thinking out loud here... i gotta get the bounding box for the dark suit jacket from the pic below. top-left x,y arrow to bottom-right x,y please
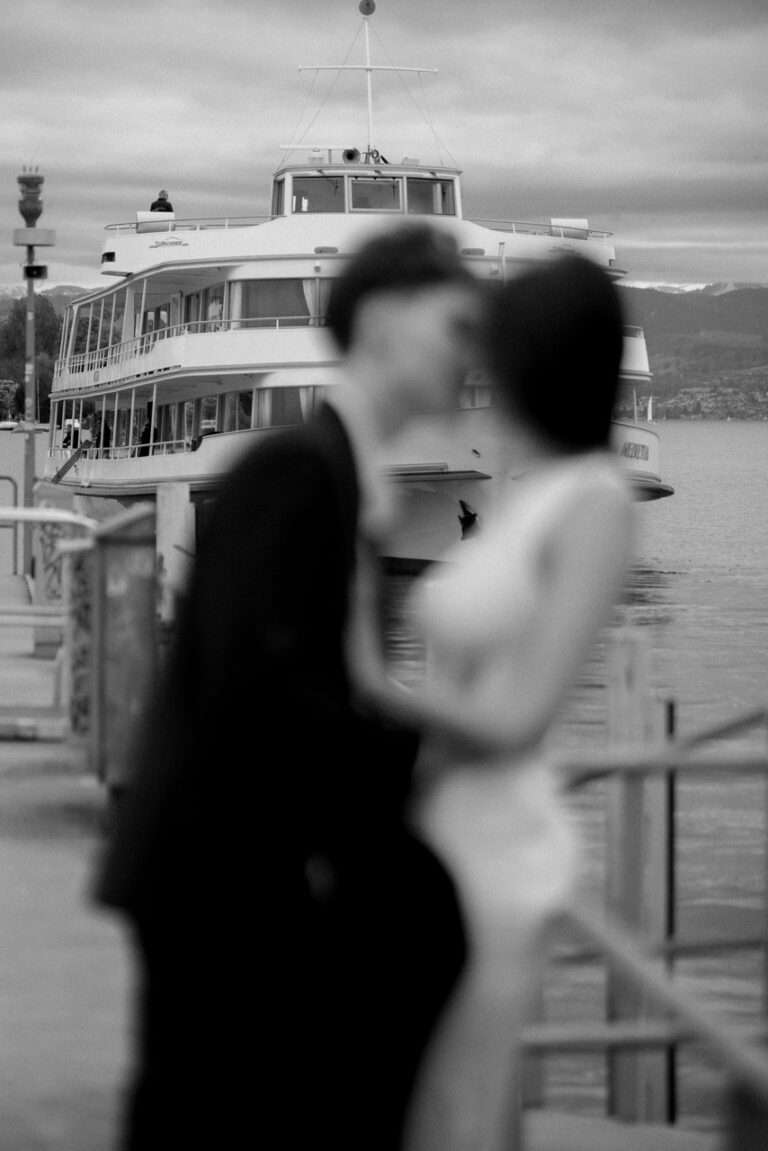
95,403 -> 465,1148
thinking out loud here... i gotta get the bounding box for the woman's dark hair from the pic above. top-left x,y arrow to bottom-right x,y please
325,223 -> 473,351
484,254 -> 625,450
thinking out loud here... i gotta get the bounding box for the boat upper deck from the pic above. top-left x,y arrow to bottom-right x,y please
96,151 -> 619,283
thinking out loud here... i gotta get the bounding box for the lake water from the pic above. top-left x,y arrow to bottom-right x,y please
384,419 -> 768,1131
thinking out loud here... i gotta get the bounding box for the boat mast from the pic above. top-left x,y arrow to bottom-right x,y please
294,0 -> 436,162
362,1 -> 374,154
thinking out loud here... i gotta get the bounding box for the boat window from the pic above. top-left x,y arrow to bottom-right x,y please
459,374 -> 494,410
272,178 -> 285,217
143,304 -> 170,341
73,313 -> 91,356
201,396 -> 218,431
109,295 -> 126,347
203,285 -> 225,332
222,391 -> 253,431
240,279 -> 312,327
114,407 -> 133,449
256,388 -> 304,428
184,292 -> 201,332
292,175 -> 345,213
350,177 -> 401,212
406,177 -> 456,216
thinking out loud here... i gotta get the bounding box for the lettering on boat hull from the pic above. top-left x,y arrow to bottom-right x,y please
619,440 -> 650,461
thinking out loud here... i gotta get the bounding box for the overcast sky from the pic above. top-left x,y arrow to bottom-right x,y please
2,0 -> 768,289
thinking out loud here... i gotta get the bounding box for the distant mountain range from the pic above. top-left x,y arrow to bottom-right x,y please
619,282 -> 768,339
2,280 -> 767,418
616,283 -> 768,419
623,280 -> 767,296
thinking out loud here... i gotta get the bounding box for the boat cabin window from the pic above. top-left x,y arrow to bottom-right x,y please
406,177 -> 456,216
256,387 -> 309,428
222,391 -> 253,432
240,279 -> 316,327
184,292 -> 201,331
292,176 -> 345,214
350,176 -> 401,212
143,303 -> 170,339
459,372 -> 494,410
72,313 -> 92,356
204,285 -> 225,331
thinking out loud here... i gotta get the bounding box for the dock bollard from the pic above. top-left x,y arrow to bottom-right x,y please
90,505 -> 157,793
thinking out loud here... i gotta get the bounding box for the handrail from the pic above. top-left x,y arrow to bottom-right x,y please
0,476 -> 19,574
103,214 -> 272,233
99,213 -> 612,240
52,314 -> 320,386
537,899 -> 768,1104
470,218 -> 613,242
0,506 -> 98,532
520,695 -> 768,1142
559,705 -> 768,787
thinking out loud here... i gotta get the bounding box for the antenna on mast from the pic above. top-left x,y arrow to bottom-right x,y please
293,0 -> 436,163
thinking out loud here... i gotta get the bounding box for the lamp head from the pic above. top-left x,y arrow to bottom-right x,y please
17,169 -> 44,227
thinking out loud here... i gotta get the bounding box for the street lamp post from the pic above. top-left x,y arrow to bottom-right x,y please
13,169 -> 55,576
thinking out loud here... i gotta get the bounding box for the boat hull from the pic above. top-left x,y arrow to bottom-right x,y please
37,410 -> 670,578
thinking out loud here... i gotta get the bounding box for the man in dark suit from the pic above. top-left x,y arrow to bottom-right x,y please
95,222 -> 479,1149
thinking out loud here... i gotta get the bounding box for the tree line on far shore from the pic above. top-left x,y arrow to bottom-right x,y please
0,296 -> 60,423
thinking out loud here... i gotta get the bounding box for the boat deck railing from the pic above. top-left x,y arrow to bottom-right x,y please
54,315 -> 647,393
49,439 -> 190,466
53,315 -> 320,386
104,214 -> 273,236
470,218 -> 613,242
101,212 -> 613,243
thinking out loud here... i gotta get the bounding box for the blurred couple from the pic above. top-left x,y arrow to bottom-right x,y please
95,222 -> 633,1150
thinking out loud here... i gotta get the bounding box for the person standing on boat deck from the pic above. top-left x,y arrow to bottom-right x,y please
347,254 -> 635,1151
149,189 -> 173,211
137,403 -> 155,457
93,222 -> 480,1151
91,412 -> 111,454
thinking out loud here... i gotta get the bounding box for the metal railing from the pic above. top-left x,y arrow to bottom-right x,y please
0,477 -> 19,574
104,214 -> 272,235
516,645 -> 768,1146
52,314 -> 320,386
470,218 -> 613,243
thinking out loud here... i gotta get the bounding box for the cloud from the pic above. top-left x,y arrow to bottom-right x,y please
2,0 -> 768,287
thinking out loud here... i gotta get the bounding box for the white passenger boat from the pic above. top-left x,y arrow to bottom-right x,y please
41,0 -> 672,591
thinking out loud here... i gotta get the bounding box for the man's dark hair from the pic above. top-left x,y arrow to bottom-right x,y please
483,254 -> 625,451
325,223 -> 473,352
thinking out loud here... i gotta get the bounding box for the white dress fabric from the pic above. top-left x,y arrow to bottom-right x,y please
408,451 -> 630,984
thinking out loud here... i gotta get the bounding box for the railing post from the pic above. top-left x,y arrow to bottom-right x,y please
605,628 -> 674,1123
90,506 -> 157,796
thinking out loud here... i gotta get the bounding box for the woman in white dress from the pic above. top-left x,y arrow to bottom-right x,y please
350,254 -> 635,1149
